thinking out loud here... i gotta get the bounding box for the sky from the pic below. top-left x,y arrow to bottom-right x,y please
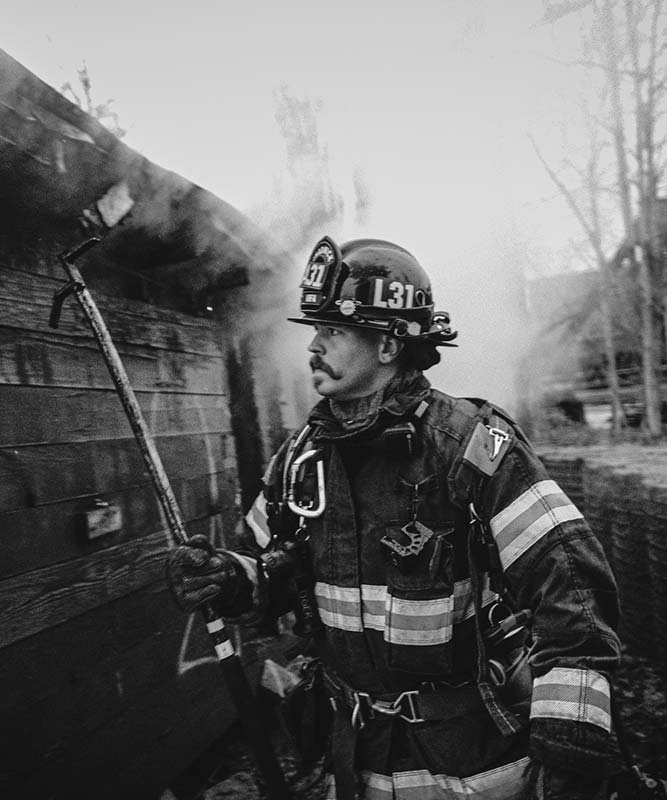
3,0 -> 598,410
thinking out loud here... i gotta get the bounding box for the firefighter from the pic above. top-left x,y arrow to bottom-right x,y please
167,236 -> 621,799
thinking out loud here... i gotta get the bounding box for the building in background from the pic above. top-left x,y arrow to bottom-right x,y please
523,217 -> 667,430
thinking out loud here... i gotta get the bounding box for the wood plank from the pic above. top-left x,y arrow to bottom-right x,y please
0,431 -> 230,511
0,523 -> 251,709
0,265 -> 223,355
0,239 -> 66,280
0,384 -> 231,445
0,584 -> 185,715
0,529 -> 171,647
1,607 -> 219,771
0,509 -> 253,648
0,576 -> 246,799
0,326 -> 226,393
0,471 -> 242,579
9,667 -> 234,800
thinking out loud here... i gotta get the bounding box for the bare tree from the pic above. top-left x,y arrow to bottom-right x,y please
531,130 -> 628,434
540,0 -> 667,437
621,0 -> 666,436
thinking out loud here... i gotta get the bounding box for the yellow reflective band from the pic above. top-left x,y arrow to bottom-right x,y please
206,618 -> 224,634
361,583 -> 386,629
315,582 -> 363,632
314,580 -> 500,638
490,480 -> 583,570
386,596 -> 454,645
531,667 -> 611,732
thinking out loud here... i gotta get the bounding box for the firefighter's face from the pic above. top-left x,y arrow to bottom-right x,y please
307,324 -> 400,400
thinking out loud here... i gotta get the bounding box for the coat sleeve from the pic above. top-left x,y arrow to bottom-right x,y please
242,433 -> 303,621
481,436 -> 621,777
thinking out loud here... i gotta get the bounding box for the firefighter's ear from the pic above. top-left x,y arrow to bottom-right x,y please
378,335 -> 403,364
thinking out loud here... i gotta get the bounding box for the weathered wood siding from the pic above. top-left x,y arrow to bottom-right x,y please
0,238 -> 245,798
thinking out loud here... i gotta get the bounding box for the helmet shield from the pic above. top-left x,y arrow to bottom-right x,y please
298,236 -> 346,316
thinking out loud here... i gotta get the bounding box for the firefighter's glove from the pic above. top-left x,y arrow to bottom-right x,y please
166,534 -> 251,615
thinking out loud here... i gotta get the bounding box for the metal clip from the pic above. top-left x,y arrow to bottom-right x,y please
351,692 -> 372,730
392,690 -> 424,723
352,690 -> 424,728
286,449 -> 326,518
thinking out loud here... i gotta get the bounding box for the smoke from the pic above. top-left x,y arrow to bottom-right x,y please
422,226 -> 534,416
240,85 -> 546,423
353,168 -> 372,227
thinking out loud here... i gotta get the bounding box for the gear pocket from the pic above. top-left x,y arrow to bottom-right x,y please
384,524 -> 455,675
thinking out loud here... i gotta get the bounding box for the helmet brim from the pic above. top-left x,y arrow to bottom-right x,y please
287,314 -> 390,331
287,315 -> 458,346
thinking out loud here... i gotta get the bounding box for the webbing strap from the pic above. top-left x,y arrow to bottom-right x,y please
467,505 -> 526,737
331,709 -> 359,800
323,668 -> 482,725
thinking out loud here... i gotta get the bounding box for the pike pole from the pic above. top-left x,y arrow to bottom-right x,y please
50,238 -> 289,800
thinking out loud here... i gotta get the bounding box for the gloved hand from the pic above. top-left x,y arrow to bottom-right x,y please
528,761 -> 606,800
166,534 -> 252,615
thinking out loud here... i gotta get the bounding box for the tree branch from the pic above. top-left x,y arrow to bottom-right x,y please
530,135 -> 598,245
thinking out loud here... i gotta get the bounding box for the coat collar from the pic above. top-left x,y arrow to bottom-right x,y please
307,370 -> 432,442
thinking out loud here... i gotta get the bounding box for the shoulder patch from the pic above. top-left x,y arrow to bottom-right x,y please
462,418 -> 513,476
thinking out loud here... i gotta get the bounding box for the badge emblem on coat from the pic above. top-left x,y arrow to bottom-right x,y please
486,426 -> 511,461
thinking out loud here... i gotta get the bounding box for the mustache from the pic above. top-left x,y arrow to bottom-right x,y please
310,356 -> 341,379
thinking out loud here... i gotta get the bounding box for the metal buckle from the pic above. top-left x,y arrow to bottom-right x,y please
351,692 -> 372,730
393,690 -> 424,723
352,689 -> 424,728
370,699 -> 402,718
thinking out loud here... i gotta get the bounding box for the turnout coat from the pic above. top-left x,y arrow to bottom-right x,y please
244,372 -> 621,799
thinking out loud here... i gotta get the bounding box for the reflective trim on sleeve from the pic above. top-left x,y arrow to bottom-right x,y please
245,493 -> 271,548
230,553 -> 259,584
530,667 -> 612,732
490,480 -> 584,570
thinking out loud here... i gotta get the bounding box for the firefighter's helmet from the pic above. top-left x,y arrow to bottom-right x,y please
288,236 -> 458,345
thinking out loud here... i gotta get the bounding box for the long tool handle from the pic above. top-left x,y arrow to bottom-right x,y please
54,239 -> 289,799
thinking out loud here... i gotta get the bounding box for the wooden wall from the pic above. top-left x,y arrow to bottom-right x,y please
0,234 -> 248,798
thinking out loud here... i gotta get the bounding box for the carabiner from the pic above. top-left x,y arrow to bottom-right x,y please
286,449 -> 326,518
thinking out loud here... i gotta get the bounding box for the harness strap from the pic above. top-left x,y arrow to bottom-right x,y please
331,709 -> 360,800
322,668 -> 483,729
322,667 -> 487,800
468,502 -> 527,737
